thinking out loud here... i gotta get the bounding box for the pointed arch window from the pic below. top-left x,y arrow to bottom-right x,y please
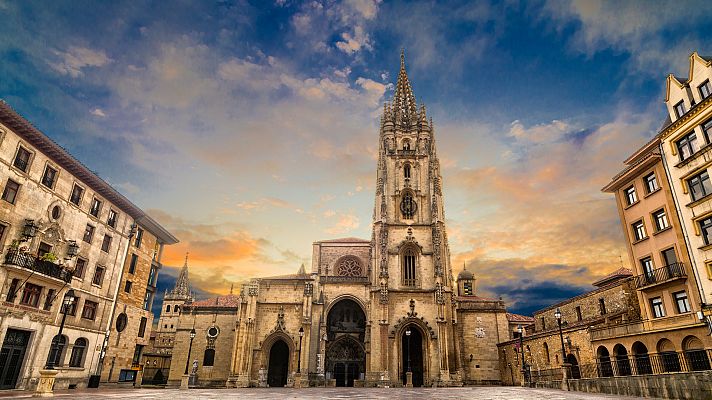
400,191 -> 417,219
402,248 -> 417,286
203,348 -> 215,367
404,164 -> 411,179
402,139 -> 411,151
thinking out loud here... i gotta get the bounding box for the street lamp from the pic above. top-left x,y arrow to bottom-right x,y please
184,328 -> 196,374
297,327 -> 304,373
405,328 -> 412,373
46,289 -> 75,369
66,240 -> 79,259
555,308 -> 566,364
21,219 -> 38,242
517,324 -> 525,386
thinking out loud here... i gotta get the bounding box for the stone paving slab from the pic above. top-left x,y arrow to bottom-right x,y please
0,387 -> 656,400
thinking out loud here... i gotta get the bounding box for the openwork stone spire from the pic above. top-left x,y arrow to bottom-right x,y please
391,49 -> 418,130
166,252 -> 193,301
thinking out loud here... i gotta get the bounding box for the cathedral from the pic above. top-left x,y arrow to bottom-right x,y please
160,53 -> 511,388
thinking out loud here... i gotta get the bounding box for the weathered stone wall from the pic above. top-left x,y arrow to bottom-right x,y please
457,305 -> 509,384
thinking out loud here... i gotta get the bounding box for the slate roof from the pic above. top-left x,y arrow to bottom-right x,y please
592,267 -> 633,288
190,294 -> 241,308
507,313 -> 535,323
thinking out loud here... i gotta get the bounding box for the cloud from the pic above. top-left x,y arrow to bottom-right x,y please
325,212 -> 360,234
49,46 -> 111,77
91,108 -> 106,117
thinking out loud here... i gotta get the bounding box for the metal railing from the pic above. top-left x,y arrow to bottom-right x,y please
631,262 -> 686,289
564,350 -> 712,381
4,250 -> 73,283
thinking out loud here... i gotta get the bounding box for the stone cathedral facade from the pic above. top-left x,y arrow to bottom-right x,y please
165,54 -> 510,388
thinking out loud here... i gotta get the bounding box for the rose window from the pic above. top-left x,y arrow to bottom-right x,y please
337,258 -> 362,277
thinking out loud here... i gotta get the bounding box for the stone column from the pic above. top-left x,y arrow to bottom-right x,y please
33,369 -> 59,398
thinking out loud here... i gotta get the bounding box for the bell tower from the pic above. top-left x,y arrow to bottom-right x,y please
369,51 -> 459,386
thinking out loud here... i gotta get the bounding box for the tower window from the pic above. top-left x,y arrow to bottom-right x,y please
400,192 -> 417,219
402,248 -> 416,286
403,140 -> 411,151
463,282 -> 473,295
404,164 -> 411,179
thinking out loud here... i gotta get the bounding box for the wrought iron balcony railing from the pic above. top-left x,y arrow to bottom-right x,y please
631,262 -> 686,290
4,250 -> 73,283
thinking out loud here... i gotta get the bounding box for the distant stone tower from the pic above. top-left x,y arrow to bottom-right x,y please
154,253 -> 194,355
369,50 -> 460,386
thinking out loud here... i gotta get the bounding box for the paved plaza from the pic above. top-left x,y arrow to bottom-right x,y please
0,387 -> 652,399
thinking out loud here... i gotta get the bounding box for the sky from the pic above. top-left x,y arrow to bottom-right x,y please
2,0 -> 712,317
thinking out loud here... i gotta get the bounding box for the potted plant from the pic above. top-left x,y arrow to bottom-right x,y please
40,252 -> 58,263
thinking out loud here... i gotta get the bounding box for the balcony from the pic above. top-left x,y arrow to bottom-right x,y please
631,263 -> 686,290
590,313 -> 701,342
4,250 -> 73,283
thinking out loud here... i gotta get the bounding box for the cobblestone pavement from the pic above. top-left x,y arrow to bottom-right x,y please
0,387 -> 654,399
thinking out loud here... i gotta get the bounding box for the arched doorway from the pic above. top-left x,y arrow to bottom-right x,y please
632,342 -> 652,375
325,298 -> 366,387
596,346 -> 613,377
613,344 -> 631,376
267,340 -> 289,387
401,325 -> 424,387
657,338 -> 681,372
566,354 -> 580,379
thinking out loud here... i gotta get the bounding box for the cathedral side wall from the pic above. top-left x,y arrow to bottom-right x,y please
457,308 -> 508,384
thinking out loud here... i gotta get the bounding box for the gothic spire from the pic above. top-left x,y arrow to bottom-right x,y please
167,252 -> 192,301
392,49 -> 418,130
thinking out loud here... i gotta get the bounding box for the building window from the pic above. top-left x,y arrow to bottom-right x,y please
688,170 -> 712,201
700,79 -> 711,100
203,349 -> 216,367
148,265 -> 157,287
599,298 -> 607,315
702,118 -> 712,143
143,291 -> 153,311
543,342 -> 550,364
129,254 -> 138,274
46,335 -> 66,367
92,266 -> 105,286
701,217 -> 712,246
74,258 -> 87,279
404,164 -> 411,179
20,283 -> 42,307
83,224 -> 95,243
124,280 -> 132,293
90,198 -> 102,218
463,282 -> 473,295
13,146 -> 31,172
138,317 -> 147,338
677,131 -> 699,161
38,242 -> 52,258
101,234 -> 112,253
135,228 -> 144,248
174,304 -> 179,313
662,247 -> 678,266
2,179 -> 20,204
650,296 -> 665,318
644,173 -> 659,193
575,306 -> 582,321
641,257 -> 654,278
43,289 -> 55,311
6,278 -> 19,302
674,291 -> 691,313
81,300 -> 98,320
166,304 -> 171,312
674,100 -> 686,118
51,205 -> 61,220
107,209 -> 118,228
400,192 -> 417,219
653,209 -> 670,232
41,165 -> 58,189
541,317 -> 546,330
402,248 -> 416,286
70,184 -> 84,206
68,338 -> 87,368
624,186 -> 638,206
632,220 -> 646,241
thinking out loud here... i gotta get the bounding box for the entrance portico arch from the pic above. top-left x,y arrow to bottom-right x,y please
399,323 -> 426,387
325,298 -> 366,386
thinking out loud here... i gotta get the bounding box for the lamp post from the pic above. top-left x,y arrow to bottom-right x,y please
555,308 -> 566,364
517,324 -> 525,387
405,328 -> 412,387
46,289 -> 75,369
555,307 -> 570,391
180,328 -> 197,390
297,327 -> 304,373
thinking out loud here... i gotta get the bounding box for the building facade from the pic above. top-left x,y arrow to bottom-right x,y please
0,101 -> 177,390
166,53 -> 511,388
658,52 -> 712,325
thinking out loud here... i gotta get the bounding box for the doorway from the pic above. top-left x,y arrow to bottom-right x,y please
267,340 -> 289,387
0,329 -> 31,390
401,326 -> 424,387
